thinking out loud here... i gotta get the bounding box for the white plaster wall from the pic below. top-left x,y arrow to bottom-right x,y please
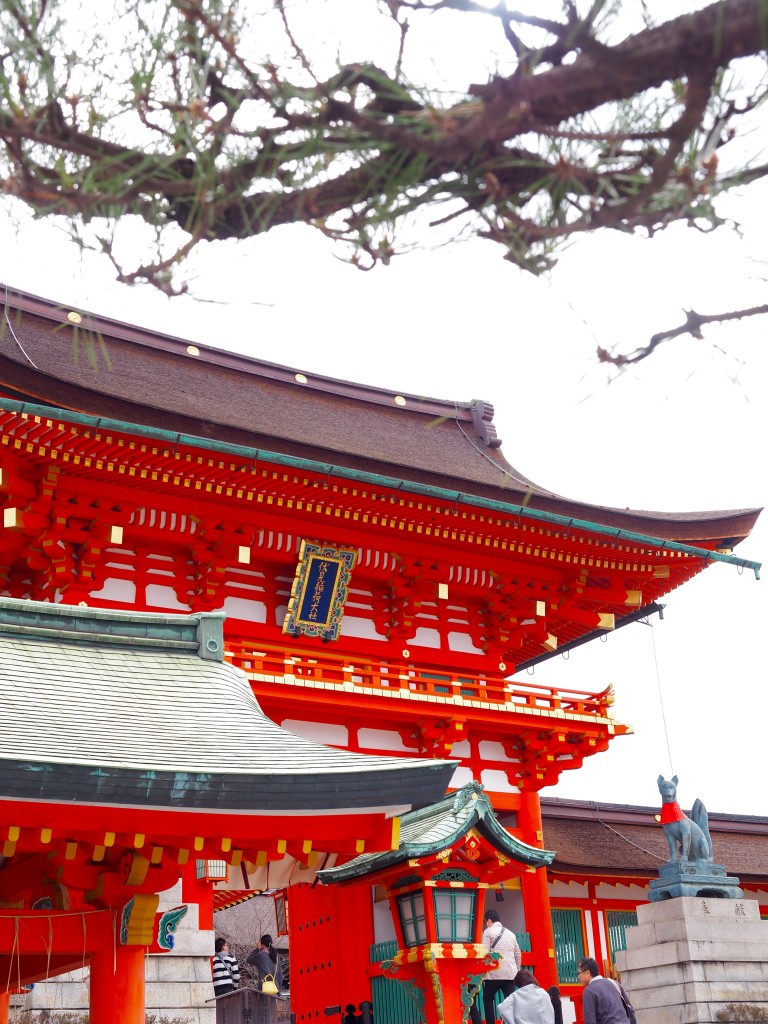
145,583 -> 192,610
357,728 -> 410,752
447,631 -> 485,654
222,595 -> 267,621
339,614 -> 386,640
480,768 -> 519,794
89,577 -> 137,603
594,882 -> 649,901
549,880 -> 588,899
450,766 -> 475,789
279,720 -> 348,745
372,893 -> 398,945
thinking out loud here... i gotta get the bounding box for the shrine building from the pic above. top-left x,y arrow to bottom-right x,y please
0,288 -> 761,1023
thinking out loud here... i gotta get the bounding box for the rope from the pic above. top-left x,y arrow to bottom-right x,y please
46,916 -> 53,998
5,917 -> 19,997
452,405 -> 534,493
2,283 -> 39,369
649,618 -> 674,776
594,811 -> 667,863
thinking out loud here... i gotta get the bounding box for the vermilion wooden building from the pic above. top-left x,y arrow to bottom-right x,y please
0,289 -> 761,1021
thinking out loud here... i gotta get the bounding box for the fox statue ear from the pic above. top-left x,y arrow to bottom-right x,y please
672,775 -> 679,785
657,775 -> 665,786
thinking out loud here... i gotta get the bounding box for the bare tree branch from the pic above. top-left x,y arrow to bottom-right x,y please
0,0 -> 766,291
597,304 -> 768,366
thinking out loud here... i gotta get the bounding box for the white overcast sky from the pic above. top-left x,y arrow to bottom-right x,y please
1,0 -> 767,820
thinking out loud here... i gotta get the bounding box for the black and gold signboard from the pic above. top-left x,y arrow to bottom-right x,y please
283,541 -> 357,642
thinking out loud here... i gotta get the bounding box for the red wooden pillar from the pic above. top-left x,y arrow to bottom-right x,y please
89,941 -> 146,1024
182,859 -> 215,931
0,991 -> 9,1024
517,790 -> 558,990
586,881 -> 604,968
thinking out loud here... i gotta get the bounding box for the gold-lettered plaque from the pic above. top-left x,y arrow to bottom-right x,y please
282,540 -> 357,642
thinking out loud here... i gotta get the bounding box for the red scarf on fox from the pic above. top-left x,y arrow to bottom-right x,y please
660,802 -> 686,823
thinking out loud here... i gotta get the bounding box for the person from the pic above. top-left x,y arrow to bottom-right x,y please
470,909 -> 522,1024
578,957 -> 636,1024
497,970 -> 555,1024
247,932 -> 282,992
547,986 -> 564,1024
212,937 -> 240,997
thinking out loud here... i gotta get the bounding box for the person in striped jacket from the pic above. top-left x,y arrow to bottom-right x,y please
212,937 -> 241,997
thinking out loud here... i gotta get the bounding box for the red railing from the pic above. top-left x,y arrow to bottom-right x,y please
224,638 -> 615,720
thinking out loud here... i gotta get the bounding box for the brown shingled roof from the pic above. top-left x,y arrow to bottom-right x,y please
0,287 -> 760,545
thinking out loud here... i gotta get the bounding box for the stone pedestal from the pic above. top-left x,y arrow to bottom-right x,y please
649,862 -> 743,902
616,897 -> 768,1024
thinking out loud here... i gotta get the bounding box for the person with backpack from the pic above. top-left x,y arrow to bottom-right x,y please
578,957 -> 636,1024
247,933 -> 282,994
470,909 -> 522,1024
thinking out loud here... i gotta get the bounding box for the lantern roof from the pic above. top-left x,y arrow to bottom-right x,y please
0,597 -> 453,815
0,287 -> 760,548
317,782 -> 554,883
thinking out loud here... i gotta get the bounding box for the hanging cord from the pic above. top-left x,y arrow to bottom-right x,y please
649,617 -> 674,777
2,282 -> 39,368
5,916 -> 19,997
594,807 -> 667,862
452,403 -> 536,493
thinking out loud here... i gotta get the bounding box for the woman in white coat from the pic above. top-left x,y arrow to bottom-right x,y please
498,970 -> 555,1024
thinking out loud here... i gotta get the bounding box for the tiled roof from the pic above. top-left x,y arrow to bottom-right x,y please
0,598 -> 453,813
0,288 -> 760,545
539,798 -> 768,882
318,782 -> 554,882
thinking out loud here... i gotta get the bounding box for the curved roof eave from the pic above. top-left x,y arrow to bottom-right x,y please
0,394 -> 761,575
0,598 -> 455,814
0,288 -> 761,548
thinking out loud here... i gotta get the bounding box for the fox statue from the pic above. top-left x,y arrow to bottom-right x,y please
657,775 -> 713,864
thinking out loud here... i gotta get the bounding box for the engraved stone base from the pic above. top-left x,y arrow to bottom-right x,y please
616,896 -> 768,1024
649,861 -> 744,902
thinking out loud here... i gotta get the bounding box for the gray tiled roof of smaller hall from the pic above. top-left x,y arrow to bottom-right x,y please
0,600 -> 453,813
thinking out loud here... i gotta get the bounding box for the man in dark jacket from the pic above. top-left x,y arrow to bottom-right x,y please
578,957 -> 636,1024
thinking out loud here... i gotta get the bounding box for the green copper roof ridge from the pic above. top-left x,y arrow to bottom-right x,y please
319,783 -> 553,883
0,597 -> 226,661
0,397 -> 760,578
476,808 -> 555,867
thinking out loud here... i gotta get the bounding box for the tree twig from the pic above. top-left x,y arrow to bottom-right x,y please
597,304 -> 768,366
